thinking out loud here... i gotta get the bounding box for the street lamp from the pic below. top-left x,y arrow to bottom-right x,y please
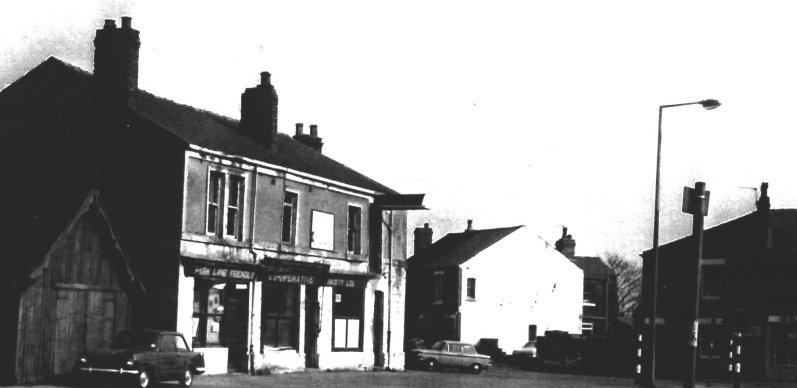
645,99 -> 720,387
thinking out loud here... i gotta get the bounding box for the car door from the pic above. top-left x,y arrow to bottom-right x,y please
158,334 -> 179,379
174,334 -> 192,373
449,344 -> 468,368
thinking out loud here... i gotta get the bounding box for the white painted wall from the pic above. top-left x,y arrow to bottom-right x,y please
458,227 -> 583,354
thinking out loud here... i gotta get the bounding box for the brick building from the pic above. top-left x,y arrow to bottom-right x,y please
640,183 -> 797,381
0,17 -> 422,383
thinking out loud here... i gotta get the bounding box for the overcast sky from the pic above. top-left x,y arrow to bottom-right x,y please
3,1 -> 797,260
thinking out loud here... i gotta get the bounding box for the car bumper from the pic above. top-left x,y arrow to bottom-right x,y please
194,366 -> 206,375
79,367 -> 139,375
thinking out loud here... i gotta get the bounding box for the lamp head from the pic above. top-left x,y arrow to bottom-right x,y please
699,99 -> 721,110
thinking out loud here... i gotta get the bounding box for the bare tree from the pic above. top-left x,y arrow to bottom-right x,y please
603,251 -> 642,320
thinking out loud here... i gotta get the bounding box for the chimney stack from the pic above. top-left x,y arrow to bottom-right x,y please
466,219 -> 474,232
414,223 -> 434,254
93,17 -> 140,92
756,182 -> 771,212
555,226 -> 577,259
293,123 -> 324,152
241,71 -> 279,148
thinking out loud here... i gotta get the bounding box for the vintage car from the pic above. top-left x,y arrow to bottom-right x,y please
511,340 -> 538,368
408,340 -> 492,374
77,330 -> 205,387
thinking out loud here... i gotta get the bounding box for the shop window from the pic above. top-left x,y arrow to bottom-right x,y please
347,206 -> 362,254
466,278 -> 476,300
262,283 -> 299,349
311,210 -> 334,251
192,281 -> 226,347
772,318 -> 797,366
281,192 -> 298,244
332,288 -> 364,351
206,170 -> 245,241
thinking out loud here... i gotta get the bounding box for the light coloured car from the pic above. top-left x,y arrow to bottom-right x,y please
408,340 -> 492,374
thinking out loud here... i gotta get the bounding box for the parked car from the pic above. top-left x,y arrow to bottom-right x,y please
474,338 -> 505,361
512,340 -> 538,368
408,340 -> 492,374
77,330 -> 205,387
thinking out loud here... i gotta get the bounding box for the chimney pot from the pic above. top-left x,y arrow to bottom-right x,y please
121,16 -> 132,29
466,219 -> 473,231
424,223 -> 429,228
104,19 -> 116,29
295,123 -> 304,136
260,72 -> 271,86
310,124 -> 318,137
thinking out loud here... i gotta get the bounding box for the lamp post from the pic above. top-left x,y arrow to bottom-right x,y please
645,99 -> 720,387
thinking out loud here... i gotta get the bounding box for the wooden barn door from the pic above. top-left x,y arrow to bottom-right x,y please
53,289 -> 86,375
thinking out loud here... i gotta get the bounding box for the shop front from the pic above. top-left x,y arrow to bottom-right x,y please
178,258 -> 260,374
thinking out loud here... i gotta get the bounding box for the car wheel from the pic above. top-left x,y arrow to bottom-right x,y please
180,369 -> 193,387
425,358 -> 438,372
136,370 -> 151,388
470,363 -> 483,374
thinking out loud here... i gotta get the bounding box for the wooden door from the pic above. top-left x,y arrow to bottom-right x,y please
53,289 -> 86,375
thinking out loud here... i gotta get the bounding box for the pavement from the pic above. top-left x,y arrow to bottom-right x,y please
6,366 -> 797,387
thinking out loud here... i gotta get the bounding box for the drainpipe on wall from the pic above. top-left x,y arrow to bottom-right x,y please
248,172 -> 258,375
381,210 -> 394,370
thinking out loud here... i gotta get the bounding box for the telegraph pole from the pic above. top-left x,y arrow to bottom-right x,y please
682,181 -> 710,388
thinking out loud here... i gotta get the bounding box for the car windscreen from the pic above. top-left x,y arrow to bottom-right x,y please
112,331 -> 159,349
430,341 -> 445,351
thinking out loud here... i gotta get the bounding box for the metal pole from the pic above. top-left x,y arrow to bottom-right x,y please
685,182 -> 706,388
645,106 -> 664,387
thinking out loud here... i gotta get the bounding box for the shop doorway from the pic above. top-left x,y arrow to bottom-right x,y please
221,283 -> 249,372
374,291 -> 384,367
304,285 -> 319,368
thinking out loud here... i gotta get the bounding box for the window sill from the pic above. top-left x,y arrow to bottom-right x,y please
331,348 -> 364,352
466,298 -> 476,302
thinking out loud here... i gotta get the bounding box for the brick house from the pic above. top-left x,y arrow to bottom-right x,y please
0,17 -> 423,382
640,183 -> 797,381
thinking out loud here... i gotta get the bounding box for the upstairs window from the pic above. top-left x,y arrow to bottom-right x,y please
311,210 -> 334,251
281,192 -> 298,244
432,273 -> 444,305
206,171 -> 224,235
466,278 -> 476,300
226,175 -> 245,240
347,206 -> 362,254
207,170 -> 245,240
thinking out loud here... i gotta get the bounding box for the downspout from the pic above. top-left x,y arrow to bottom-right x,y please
248,172 -> 258,374
381,210 -> 394,370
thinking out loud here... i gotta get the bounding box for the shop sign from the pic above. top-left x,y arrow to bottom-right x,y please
265,273 -> 317,285
264,272 -> 369,288
325,278 -> 368,288
189,265 -> 256,281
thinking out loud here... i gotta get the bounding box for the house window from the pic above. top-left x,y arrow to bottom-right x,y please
332,288 -> 364,351
192,281 -> 227,347
772,318 -> 797,366
432,274 -> 444,305
281,192 -> 298,244
311,210 -> 334,251
701,265 -> 723,299
466,278 -> 476,300
225,175 -> 245,240
347,206 -> 362,254
206,170 -> 245,241
262,283 -> 299,349
206,171 -> 224,235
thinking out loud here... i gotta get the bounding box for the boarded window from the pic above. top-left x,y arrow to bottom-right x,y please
311,210 -> 334,251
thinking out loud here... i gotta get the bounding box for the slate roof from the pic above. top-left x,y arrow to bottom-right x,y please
408,226 -> 523,269
642,209 -> 797,259
570,256 -> 612,279
6,57 -> 397,194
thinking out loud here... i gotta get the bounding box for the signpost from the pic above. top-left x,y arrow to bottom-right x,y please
682,182 -> 710,388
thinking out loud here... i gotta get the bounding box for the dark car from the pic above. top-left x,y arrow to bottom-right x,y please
408,340 -> 492,374
511,340 -> 538,368
77,330 -> 205,387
